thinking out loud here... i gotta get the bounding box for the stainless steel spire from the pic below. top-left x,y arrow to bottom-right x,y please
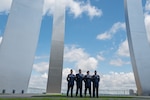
124,0 -> 150,95
0,0 -> 43,93
46,0 -> 66,93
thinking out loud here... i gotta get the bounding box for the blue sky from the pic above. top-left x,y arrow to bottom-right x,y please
0,0 -> 150,92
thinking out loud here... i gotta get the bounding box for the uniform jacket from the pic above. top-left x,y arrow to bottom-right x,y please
76,73 -> 84,87
84,75 -> 92,88
92,74 -> 100,87
67,74 -> 75,86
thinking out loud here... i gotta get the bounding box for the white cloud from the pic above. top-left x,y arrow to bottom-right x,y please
64,45 -> 98,72
0,0 -> 102,18
29,62 -> 49,90
43,0 -> 55,16
97,32 -> 112,40
64,45 -> 88,62
97,54 -> 105,61
100,72 -> 136,90
109,58 -> 130,67
28,74 -> 47,89
66,0 -> 84,18
33,62 -> 49,74
0,36 -> 2,44
109,58 -> 124,67
34,56 -> 49,60
0,0 -> 12,14
65,0 -> 102,18
81,1 -> 102,19
117,39 -> 130,57
110,22 -> 125,33
76,57 -> 98,72
97,22 -> 125,40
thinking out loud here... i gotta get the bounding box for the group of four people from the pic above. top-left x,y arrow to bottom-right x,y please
66,69 -> 100,98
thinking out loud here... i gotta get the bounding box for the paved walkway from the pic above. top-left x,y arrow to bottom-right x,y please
0,93 -> 38,98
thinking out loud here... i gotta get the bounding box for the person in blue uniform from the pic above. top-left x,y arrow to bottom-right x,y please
76,69 -> 84,97
84,71 -> 92,97
67,69 -> 75,97
92,70 -> 100,98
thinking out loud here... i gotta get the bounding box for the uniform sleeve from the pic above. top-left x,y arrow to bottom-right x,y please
67,74 -> 69,82
74,75 -> 76,81
98,75 -> 100,82
75,74 -> 77,81
82,74 -> 84,80
84,75 -> 86,82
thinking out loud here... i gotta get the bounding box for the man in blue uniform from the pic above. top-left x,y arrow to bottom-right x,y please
76,69 -> 84,97
84,71 -> 92,97
92,70 -> 100,98
67,69 -> 75,97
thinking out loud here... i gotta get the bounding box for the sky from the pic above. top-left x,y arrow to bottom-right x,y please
0,0 -> 150,93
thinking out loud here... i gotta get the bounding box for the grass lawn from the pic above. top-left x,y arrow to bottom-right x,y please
0,95 -> 148,100
0,94 -> 150,100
